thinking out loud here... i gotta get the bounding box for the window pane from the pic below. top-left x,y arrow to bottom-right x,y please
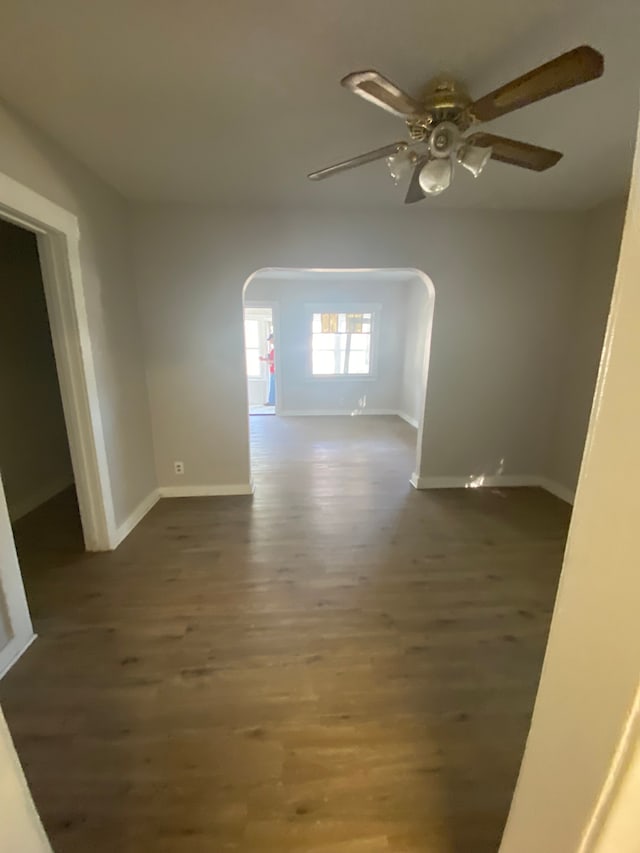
346,313 -> 364,333
312,332 -> 341,351
244,320 -> 259,348
321,313 -> 339,333
246,349 -> 261,377
312,350 -> 338,375
311,309 -> 374,376
349,333 -> 370,351
348,349 -> 370,374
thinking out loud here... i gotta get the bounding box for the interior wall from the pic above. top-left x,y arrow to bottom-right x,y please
546,199 -> 627,496
0,707 -> 51,853
400,277 -> 430,426
133,204 -> 584,489
0,98 -> 158,850
0,589 -> 9,651
245,276 -> 408,415
499,117 -> 638,853
0,220 -> 74,521
0,100 -> 156,527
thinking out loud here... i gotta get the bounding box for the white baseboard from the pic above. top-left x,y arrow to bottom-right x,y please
112,482 -> 257,547
410,473 -> 575,504
8,475 -> 75,522
417,474 -> 540,489
112,488 -> 160,548
535,477 -> 576,505
158,483 -> 255,498
278,408 -> 400,418
398,412 -> 419,429
274,408 -> 421,428
0,632 -> 37,680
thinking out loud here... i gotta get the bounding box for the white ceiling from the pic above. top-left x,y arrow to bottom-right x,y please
0,0 -> 637,210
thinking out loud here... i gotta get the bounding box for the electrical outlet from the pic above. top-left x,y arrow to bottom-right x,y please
174,461 -> 184,475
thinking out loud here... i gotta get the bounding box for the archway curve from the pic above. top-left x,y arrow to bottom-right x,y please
241,266 -> 436,488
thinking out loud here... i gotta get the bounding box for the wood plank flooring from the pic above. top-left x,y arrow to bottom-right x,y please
0,416 -> 571,852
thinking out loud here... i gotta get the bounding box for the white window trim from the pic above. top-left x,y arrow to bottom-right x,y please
243,318 -> 263,379
306,303 -> 381,381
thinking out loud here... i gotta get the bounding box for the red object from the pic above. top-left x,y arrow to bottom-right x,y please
267,348 -> 275,374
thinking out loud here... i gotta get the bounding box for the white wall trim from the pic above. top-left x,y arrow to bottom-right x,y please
579,685 -> 640,852
257,406 -> 420,428
398,411 -> 419,429
8,476 -> 75,523
416,474 -> 540,489
536,477 -> 576,505
112,489 -> 160,548
0,471 -> 35,681
278,408 -> 400,418
159,483 -> 255,498
0,633 -> 37,681
410,473 -> 575,503
0,171 -> 115,551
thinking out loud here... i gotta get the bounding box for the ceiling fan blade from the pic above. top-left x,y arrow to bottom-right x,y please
467,45 -> 603,123
341,70 -> 423,118
467,132 -> 562,171
405,157 -> 428,204
307,142 -> 407,181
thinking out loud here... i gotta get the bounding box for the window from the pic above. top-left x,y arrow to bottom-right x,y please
311,311 -> 374,376
244,319 -> 261,377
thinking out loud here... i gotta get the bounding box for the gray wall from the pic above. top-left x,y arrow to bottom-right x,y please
0,100 -> 156,527
0,221 -> 73,520
0,99 -> 157,670
133,205 -> 585,489
546,200 -> 627,494
245,276 -> 408,415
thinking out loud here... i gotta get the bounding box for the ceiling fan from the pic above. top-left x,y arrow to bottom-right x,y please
308,46 -> 604,203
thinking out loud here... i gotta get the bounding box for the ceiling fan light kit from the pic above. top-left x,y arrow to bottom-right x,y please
386,147 -> 419,185
457,143 -> 493,178
419,157 -> 453,196
308,45 -> 604,204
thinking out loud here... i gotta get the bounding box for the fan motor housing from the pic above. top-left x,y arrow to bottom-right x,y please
406,77 -> 474,140
421,77 -> 472,112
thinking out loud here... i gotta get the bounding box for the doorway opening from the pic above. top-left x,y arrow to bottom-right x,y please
244,303 -> 277,416
0,171 -> 115,678
0,218 -> 86,677
0,220 -> 84,548
0,217 -> 84,569
241,267 -> 435,491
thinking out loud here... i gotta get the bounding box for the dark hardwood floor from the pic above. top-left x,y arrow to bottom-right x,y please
0,416 -> 571,852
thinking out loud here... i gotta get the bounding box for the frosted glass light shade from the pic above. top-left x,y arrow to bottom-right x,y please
386,149 -> 416,185
457,144 -> 492,178
418,158 -> 452,195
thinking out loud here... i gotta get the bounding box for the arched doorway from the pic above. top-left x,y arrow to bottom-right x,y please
241,267 -> 435,489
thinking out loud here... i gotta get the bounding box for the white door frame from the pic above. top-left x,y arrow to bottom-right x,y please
243,299 -> 282,415
0,171 -> 116,672
244,304 -> 274,408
